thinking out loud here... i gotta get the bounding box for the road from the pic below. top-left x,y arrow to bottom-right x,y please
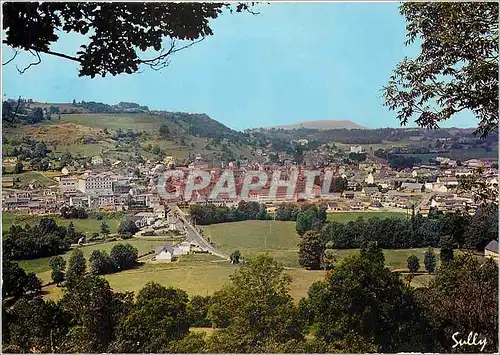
171,205 -> 229,259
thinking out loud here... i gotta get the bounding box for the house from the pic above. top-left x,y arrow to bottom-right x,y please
365,172 -> 375,185
2,176 -> 14,188
173,241 -> 192,256
362,186 -> 379,196
399,182 -> 424,192
91,155 -> 104,166
484,240 -> 498,263
343,191 -> 355,199
350,145 -> 363,153
155,243 -> 175,261
61,166 -> 77,176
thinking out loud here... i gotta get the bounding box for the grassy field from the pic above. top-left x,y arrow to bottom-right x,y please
327,211 -> 407,223
55,113 -> 167,133
18,238 -> 167,283
2,212 -> 122,235
43,253 -> 327,302
202,220 -> 300,267
8,171 -> 58,188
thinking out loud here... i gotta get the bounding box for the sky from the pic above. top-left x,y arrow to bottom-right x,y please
2,2 -> 476,131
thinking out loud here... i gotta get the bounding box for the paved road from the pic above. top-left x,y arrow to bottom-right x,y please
171,205 -> 229,259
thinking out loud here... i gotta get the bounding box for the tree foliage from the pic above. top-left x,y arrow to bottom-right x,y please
417,254 -> 498,352
407,254 -> 420,274
208,255 -> 303,352
384,3 -> 499,137
3,2 -> 256,77
423,247 -> 437,274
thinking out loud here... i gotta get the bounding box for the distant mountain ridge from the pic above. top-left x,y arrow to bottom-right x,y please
261,120 -> 366,130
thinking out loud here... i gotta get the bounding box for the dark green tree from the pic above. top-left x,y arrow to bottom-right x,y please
110,282 -> 190,353
118,219 -> 139,238
438,235 -> 456,265
13,161 -> 23,174
100,220 -> 110,237
423,247 -> 437,274
407,255 -> 420,274
298,231 -> 324,269
3,3 -> 257,77
229,250 -> 241,264
66,248 -> 86,285
208,255 -> 304,353
110,243 -> 138,271
310,243 -> 430,352
417,254 -> 498,352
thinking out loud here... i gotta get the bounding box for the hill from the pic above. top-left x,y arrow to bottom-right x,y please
262,119 -> 366,130
2,99 -> 261,164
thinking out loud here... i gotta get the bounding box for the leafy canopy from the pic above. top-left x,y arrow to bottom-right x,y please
2,2 -> 256,77
384,3 -> 498,137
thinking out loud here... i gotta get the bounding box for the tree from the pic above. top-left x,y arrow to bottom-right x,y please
2,260 -> 28,299
3,3 -> 256,77
310,243 -> 430,352
407,255 -> 420,274
49,255 -> 66,285
229,250 -> 241,264
423,247 -> 437,274
384,3 -> 498,137
66,248 -> 86,285
5,297 -> 68,353
208,255 -> 304,353
110,243 -> 138,271
89,249 -> 115,275
13,161 -> 23,174
438,235 -> 456,265
100,220 -> 110,237
417,254 -> 498,352
187,295 -> 212,327
60,275 -> 120,352
110,282 -> 190,353
298,231 -> 324,269
118,219 -> 139,238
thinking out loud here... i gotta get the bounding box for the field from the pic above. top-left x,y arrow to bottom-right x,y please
202,220 -> 300,266
2,212 -> 122,235
43,253 -> 327,302
326,211 -> 407,223
8,171 -> 58,188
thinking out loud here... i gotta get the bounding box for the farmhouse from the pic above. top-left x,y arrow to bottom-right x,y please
155,243 -> 175,262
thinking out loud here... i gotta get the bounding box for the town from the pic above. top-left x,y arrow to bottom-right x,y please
1,2 -> 498,354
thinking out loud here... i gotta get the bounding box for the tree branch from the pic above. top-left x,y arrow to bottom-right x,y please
16,50 -> 41,74
2,49 -> 19,66
2,40 -> 82,63
138,37 -> 205,70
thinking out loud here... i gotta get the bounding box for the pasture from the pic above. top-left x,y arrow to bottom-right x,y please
202,220 -> 300,266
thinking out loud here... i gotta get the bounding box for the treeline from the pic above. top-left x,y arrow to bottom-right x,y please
189,201 -> 271,225
89,243 -> 138,275
60,206 -> 88,219
3,250 -> 498,353
2,99 -> 49,125
3,218 -> 85,260
298,204 -> 498,269
274,203 -> 328,236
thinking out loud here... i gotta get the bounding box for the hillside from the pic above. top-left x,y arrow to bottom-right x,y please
262,119 -> 366,130
2,107 -> 260,165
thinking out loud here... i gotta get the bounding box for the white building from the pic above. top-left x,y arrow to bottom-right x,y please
155,244 -> 175,261
350,145 -> 363,153
59,177 -> 78,193
365,172 -> 374,185
91,156 -> 104,165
